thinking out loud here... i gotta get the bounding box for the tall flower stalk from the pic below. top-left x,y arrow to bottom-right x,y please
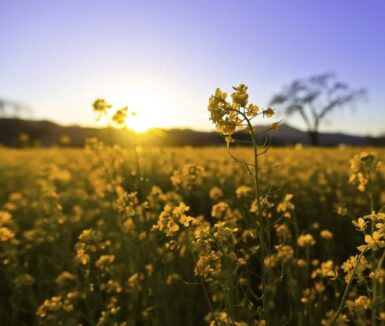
331,152 -> 383,325
92,99 -> 142,190
208,84 -> 277,323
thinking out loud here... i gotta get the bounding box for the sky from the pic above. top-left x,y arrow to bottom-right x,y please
1,0 -> 385,135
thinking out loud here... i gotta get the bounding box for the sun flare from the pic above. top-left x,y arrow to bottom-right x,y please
101,82 -> 179,133
124,111 -> 151,133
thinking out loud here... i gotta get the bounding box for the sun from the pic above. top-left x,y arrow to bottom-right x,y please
104,82 -> 179,133
125,111 -> 153,133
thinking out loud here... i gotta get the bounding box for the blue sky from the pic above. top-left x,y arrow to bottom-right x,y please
1,0 -> 384,135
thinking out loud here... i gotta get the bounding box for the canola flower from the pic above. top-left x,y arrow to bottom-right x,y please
349,152 -> 382,192
0,96 -> 384,325
0,227 -> 15,241
0,146 -> 383,325
93,98 -> 112,120
208,84 -> 276,147
297,234 -> 316,247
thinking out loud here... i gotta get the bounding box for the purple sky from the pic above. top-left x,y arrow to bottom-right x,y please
1,0 -> 384,134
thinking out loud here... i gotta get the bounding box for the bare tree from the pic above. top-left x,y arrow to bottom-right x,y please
0,98 -> 30,118
270,73 -> 365,146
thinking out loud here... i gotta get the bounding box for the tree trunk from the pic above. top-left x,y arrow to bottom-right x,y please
308,130 -> 319,146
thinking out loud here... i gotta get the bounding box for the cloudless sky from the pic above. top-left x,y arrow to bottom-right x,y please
1,0 -> 385,134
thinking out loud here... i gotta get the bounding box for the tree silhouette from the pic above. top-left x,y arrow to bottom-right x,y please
270,73 -> 365,146
0,98 -> 30,118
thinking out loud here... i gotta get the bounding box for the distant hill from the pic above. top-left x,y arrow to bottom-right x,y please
0,118 -> 384,147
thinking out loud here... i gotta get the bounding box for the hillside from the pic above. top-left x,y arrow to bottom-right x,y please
0,118 -> 383,147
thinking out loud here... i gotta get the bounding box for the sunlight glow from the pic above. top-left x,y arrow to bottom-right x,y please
101,79 -> 181,132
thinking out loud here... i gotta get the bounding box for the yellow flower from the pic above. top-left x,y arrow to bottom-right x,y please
154,203 -> 194,236
349,152 -> 381,192
112,106 -> 129,127
225,136 -> 234,148
55,272 -> 75,285
0,227 -> 15,241
320,229 -> 333,240
352,217 -> 367,232
365,231 -> 385,250
311,260 -> 338,279
93,98 -> 112,114
195,251 -> 222,278
263,107 -> 275,118
264,254 -> 279,268
276,245 -> 294,262
211,202 -> 229,219
247,104 -> 260,117
209,187 -> 223,201
208,84 -> 271,147
270,122 -> 280,130
179,215 -> 197,227
76,246 -> 90,265
171,164 -> 205,190
36,296 -> 74,319
235,185 -> 253,198
101,280 -> 122,294
277,193 -> 295,218
341,255 -> 370,283
166,273 -> 182,285
0,211 -> 12,226
297,234 -> 316,247
145,264 -> 153,276
231,84 -> 249,107
214,88 -> 227,101
354,295 -> 370,309
367,212 -> 385,221
95,255 -> 115,269
297,259 -> 307,268
127,273 -> 141,291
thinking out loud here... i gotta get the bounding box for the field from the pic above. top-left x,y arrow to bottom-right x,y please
1,144 -> 384,325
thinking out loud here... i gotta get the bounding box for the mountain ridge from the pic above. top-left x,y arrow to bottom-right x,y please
0,118 -> 383,147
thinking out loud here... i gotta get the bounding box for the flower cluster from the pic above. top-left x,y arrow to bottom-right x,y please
349,152 -> 382,192
170,163 -> 206,190
153,202 -> 197,237
208,84 -> 275,146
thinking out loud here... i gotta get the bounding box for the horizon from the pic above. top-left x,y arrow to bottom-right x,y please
1,0 -> 385,136
2,116 -> 383,139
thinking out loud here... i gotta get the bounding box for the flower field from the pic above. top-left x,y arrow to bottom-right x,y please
2,0 -> 384,323
1,144 -> 384,325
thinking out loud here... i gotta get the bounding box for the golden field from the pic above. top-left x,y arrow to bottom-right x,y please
0,144 -> 384,325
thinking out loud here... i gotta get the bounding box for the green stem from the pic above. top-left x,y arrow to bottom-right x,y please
372,247 -> 385,326
369,195 -> 375,213
188,237 -> 214,315
245,116 -> 270,325
133,132 -> 142,191
369,189 -> 377,326
331,248 -> 367,325
223,105 -> 271,323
